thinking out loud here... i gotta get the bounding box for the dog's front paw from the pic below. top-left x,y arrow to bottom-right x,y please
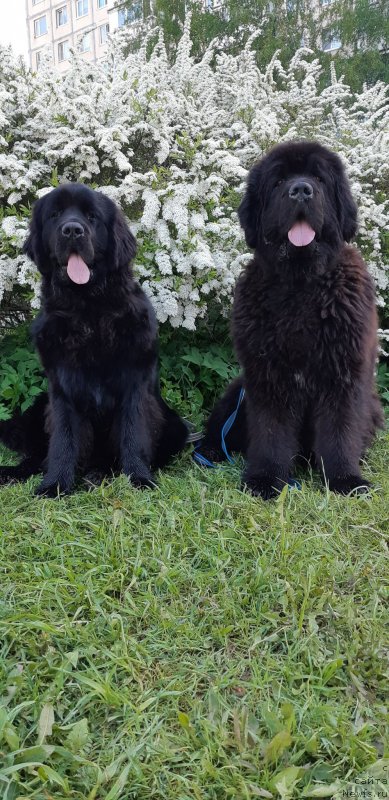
328,475 -> 371,496
243,473 -> 286,500
35,479 -> 72,498
83,470 -> 106,488
195,445 -> 226,464
127,471 -> 156,490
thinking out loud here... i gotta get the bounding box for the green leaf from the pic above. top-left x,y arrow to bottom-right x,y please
37,703 -> 55,744
322,658 -> 343,684
2,755 -> 56,777
4,724 -> 19,751
105,764 -> 131,800
0,405 -> 11,421
271,766 -> 304,792
365,758 -> 389,778
302,784 -> 341,797
0,707 -> 9,735
13,744 -> 55,764
181,349 -> 203,366
305,735 -> 319,754
0,779 -> 18,800
65,650 -> 79,668
177,711 -> 191,729
65,718 -> 89,753
280,703 -> 296,731
37,764 -> 68,790
248,786 -> 273,798
264,730 -> 292,763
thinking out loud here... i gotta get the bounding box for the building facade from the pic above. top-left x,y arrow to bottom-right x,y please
25,0 -> 130,72
26,0 -> 345,73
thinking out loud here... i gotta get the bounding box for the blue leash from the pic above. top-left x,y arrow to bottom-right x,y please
193,387 -> 301,490
221,386 -> 246,463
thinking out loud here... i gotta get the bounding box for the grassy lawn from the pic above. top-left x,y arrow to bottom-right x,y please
0,435 -> 388,799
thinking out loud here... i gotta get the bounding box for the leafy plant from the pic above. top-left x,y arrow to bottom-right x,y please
0,327 -> 47,420
159,321 -> 238,427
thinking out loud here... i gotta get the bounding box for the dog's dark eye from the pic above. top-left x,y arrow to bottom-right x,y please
277,179 -> 284,186
50,210 -> 60,220
315,176 -> 323,183
86,212 -> 96,222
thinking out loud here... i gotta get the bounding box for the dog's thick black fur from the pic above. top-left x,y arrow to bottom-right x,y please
201,141 -> 384,498
0,184 -> 188,495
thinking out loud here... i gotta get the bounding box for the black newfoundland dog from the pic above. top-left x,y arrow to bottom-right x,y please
200,141 -> 384,498
0,184 -> 188,495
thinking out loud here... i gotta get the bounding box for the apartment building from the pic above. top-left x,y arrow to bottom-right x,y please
26,0 -> 344,73
26,0 -> 132,72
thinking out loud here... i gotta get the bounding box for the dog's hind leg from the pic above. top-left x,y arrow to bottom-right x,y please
0,457 -> 43,485
0,393 -> 49,460
0,393 -> 49,486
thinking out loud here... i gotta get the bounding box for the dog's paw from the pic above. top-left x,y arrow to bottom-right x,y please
128,472 -> 156,490
195,445 -> 226,464
0,469 -> 16,486
83,470 -> 106,488
242,473 -> 285,500
328,475 -> 371,496
35,480 -> 72,498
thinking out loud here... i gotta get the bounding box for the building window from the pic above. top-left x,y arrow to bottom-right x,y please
35,50 -> 42,68
99,23 -> 109,44
322,30 -> 341,51
118,2 -> 142,26
58,40 -> 70,61
76,0 -> 89,18
97,0 -> 107,7
56,6 -> 68,26
79,32 -> 91,52
34,16 -> 47,37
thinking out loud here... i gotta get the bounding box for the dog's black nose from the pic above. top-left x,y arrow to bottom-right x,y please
289,180 -> 314,201
61,221 -> 85,238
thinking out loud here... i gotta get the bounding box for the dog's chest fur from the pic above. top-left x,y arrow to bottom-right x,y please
31,289 -> 157,413
233,248 -> 374,391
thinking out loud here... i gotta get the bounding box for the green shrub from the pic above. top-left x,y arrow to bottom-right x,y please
0,325 -> 47,421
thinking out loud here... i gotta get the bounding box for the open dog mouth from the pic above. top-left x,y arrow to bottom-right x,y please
66,253 -> 91,284
287,221 -> 316,247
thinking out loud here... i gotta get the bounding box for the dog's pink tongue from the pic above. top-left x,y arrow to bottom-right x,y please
66,254 -> 90,284
288,221 -> 316,247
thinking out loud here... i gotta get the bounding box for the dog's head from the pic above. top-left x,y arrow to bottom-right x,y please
238,141 -> 358,261
23,184 -> 136,286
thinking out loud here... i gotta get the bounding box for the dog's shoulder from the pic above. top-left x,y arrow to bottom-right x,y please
327,244 -> 377,318
336,244 -> 375,294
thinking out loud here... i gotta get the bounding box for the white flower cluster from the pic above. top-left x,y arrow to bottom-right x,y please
0,25 -> 388,334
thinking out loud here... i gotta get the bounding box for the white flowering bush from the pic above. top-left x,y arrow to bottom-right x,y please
0,22 -> 388,335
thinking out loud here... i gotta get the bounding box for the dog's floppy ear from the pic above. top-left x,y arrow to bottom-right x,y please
23,197 -> 50,273
238,161 -> 265,249
333,159 -> 358,242
112,208 -> 137,269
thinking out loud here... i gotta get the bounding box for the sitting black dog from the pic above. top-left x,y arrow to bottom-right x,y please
0,184 -> 188,495
200,141 -> 384,498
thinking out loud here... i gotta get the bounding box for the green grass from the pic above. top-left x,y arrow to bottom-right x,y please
0,435 -> 388,800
